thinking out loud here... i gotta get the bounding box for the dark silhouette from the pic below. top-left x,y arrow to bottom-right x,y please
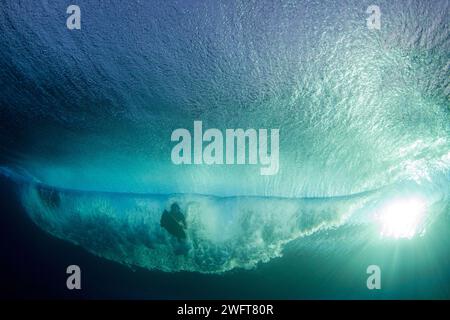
160,203 -> 187,240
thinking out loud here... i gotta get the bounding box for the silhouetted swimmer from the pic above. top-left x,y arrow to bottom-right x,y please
160,203 -> 187,240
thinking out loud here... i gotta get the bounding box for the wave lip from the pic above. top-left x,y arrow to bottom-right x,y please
18,178 -> 382,273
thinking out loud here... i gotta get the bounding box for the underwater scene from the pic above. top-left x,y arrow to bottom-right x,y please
0,0 -> 449,299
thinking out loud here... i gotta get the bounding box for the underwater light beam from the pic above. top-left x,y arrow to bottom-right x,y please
379,197 -> 427,239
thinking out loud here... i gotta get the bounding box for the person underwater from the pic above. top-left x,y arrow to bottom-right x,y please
160,202 -> 187,240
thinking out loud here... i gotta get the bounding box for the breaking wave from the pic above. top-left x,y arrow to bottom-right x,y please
0,167 -> 447,274
0,0 -> 449,273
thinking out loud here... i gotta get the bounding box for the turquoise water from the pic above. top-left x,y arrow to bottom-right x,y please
1,169 -> 448,298
0,0 -> 449,298
0,169 -> 445,275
